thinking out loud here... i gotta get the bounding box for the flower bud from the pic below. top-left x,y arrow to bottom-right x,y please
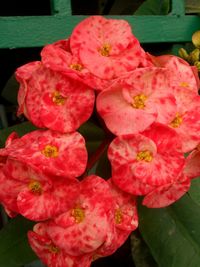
178,48 -> 189,60
192,30 -> 200,48
194,61 -> 200,71
188,48 -> 200,64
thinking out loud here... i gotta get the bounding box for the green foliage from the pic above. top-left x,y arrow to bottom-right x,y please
139,190 -> 200,267
185,0 -> 200,14
131,230 -> 158,267
0,122 -> 37,148
188,178 -> 200,206
1,75 -> 18,105
78,120 -> 106,157
0,216 -> 36,267
134,0 -> 170,15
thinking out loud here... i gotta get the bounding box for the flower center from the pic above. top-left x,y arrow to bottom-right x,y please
170,113 -> 183,128
136,150 -> 153,162
99,43 -> 111,57
41,145 -> 59,158
70,63 -> 83,71
179,81 -> 189,88
28,180 -> 42,195
52,91 -> 66,105
132,94 -> 147,109
71,207 -> 85,223
48,244 -> 60,254
115,208 -> 123,224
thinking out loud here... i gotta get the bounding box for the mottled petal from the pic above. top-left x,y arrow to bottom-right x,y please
3,130 -> 88,178
143,174 -> 190,208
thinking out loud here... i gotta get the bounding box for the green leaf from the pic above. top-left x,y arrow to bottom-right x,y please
1,75 -> 18,105
186,0 -> 200,14
78,120 -> 105,142
131,230 -> 158,267
134,0 -> 170,15
188,178 -> 200,206
139,194 -> 200,267
95,147 -> 111,179
0,122 -> 37,148
0,215 -> 37,267
78,120 -> 106,157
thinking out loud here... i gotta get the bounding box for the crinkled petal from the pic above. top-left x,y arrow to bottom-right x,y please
142,174 -> 190,208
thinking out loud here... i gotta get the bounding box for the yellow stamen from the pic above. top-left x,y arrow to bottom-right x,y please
136,150 -> 153,162
115,208 -> 123,224
132,94 -> 147,109
52,91 -> 66,105
71,207 -> 85,223
48,244 -> 60,254
170,113 -> 183,128
179,82 -> 189,88
70,63 -> 83,71
28,180 -> 42,195
41,145 -> 59,158
99,43 -> 111,57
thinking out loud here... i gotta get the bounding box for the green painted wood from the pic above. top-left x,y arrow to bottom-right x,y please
0,14 -> 200,48
171,0 -> 185,16
0,0 -> 199,48
50,0 -> 71,15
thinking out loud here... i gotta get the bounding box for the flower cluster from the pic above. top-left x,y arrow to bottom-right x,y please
0,16 -> 200,267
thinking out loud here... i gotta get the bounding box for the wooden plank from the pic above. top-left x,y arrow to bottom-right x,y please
0,14 -> 200,48
50,0 -> 72,15
171,0 -> 185,15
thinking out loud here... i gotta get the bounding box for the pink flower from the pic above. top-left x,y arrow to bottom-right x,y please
0,130 -> 88,178
108,123 -> 185,195
168,87 -> 200,152
41,40 -> 114,91
97,68 -> 177,135
44,175 -> 115,256
28,176 -> 138,266
0,160 -> 80,221
70,16 -> 148,80
16,61 -> 95,133
28,223 -> 93,267
148,54 -> 200,93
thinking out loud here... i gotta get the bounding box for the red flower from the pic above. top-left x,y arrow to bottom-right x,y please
148,54 -> 200,93
168,87 -> 200,152
0,130 -> 88,178
16,61 -> 95,133
0,159 -> 80,221
45,175 -> 115,256
108,123 -> 185,195
41,40 -> 114,91
28,223 -> 93,267
97,68 -> 176,135
70,16 -> 148,80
